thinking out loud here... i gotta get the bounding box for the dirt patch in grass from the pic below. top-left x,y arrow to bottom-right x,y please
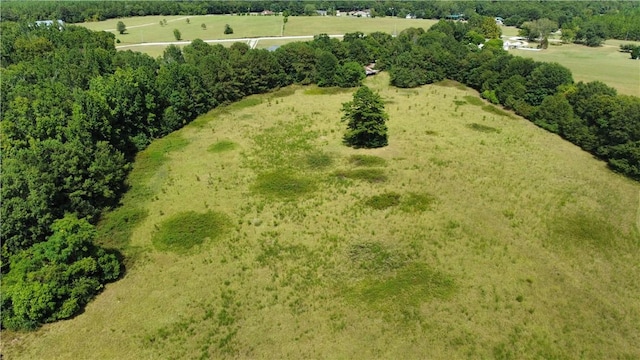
152,211 -> 231,254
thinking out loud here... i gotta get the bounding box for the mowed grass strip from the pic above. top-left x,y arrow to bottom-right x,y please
152,210 -> 230,253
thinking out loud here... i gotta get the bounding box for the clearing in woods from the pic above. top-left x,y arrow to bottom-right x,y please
4,73 -> 639,359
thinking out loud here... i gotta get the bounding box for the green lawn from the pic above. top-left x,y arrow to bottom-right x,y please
5,73 -> 639,359
511,40 -> 640,96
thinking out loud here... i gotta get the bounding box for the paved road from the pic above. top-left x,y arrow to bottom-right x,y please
115,34 -> 344,50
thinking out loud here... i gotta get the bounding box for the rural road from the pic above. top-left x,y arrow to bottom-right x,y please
115,34 -> 344,50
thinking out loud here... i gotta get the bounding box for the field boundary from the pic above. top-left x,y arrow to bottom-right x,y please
115,34 -> 344,49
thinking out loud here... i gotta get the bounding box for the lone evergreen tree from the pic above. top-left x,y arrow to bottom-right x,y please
341,86 -> 389,148
224,24 -> 234,34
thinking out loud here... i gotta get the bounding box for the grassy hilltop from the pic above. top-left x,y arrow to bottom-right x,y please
5,73 -> 639,359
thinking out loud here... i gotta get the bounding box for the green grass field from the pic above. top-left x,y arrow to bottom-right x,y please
511,39 -> 640,96
4,73 -> 639,359
80,14 -> 436,44
79,15 -> 437,59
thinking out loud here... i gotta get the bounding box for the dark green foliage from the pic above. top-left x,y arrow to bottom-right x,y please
116,21 -> 126,34
575,22 -> 607,47
275,42 -> 316,85
464,30 -> 485,45
173,29 -> 182,41
525,62 -> 573,106
342,86 -> 389,148
533,94 -> 574,133
224,24 -> 233,35
1,215 -> 120,330
152,211 -> 230,253
315,50 -> 338,87
364,192 -> 401,210
336,61 -> 366,88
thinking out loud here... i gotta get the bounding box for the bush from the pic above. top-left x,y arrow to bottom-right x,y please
1,216 -> 121,331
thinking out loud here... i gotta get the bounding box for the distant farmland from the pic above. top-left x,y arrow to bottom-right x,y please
79,16 -> 639,95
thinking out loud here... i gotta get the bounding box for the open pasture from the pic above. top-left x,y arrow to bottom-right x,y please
512,39 -> 640,96
79,14 -> 437,45
2,73 -> 640,359
3,73 -> 639,359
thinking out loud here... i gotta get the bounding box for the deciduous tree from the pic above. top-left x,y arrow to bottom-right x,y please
116,21 -> 126,34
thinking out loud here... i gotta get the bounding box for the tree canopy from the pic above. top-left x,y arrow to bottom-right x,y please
342,86 -> 389,148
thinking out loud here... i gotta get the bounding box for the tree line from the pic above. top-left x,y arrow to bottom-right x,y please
2,13 -> 639,330
0,21 -> 370,330
386,21 -> 640,180
2,1 -> 639,41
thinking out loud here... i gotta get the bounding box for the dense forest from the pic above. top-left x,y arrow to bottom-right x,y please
2,0 -> 640,41
1,3 -> 640,330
